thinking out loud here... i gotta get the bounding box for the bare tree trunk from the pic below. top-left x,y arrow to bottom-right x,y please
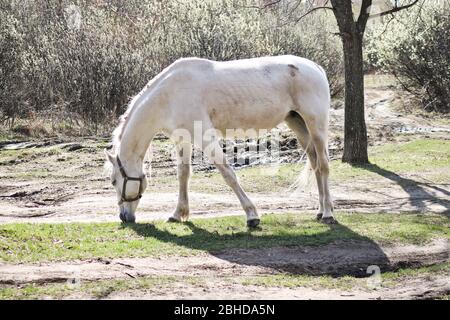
341,32 -> 369,164
331,0 -> 370,164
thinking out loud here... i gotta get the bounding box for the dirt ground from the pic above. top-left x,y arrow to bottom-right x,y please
1,239 -> 449,299
1,83 -> 449,299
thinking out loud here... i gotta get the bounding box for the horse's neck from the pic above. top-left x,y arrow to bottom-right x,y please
118,109 -> 159,170
119,128 -> 155,168
117,70 -> 171,168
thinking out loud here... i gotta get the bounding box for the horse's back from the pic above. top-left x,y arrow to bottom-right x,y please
168,55 -> 322,74
161,55 -> 329,133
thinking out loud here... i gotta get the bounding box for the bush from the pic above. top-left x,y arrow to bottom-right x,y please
366,3 -> 449,113
0,0 -> 343,134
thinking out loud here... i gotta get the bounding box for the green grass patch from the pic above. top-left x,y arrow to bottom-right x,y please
0,146 -> 62,165
0,275 -> 178,300
332,139 -> 450,181
188,164 -> 302,193
364,74 -> 398,89
240,262 -> 450,291
241,273 -> 358,291
2,138 -> 448,191
381,262 -> 450,283
0,274 -> 214,300
1,212 -> 448,264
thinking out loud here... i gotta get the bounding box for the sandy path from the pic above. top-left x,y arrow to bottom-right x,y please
1,177 -> 448,224
104,274 -> 450,300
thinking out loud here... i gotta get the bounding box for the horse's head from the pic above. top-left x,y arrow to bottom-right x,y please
105,150 -> 147,223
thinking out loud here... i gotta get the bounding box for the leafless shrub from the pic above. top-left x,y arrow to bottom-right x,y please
0,0 -> 344,135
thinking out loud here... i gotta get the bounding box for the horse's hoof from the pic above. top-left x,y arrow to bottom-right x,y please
247,219 -> 260,228
167,217 -> 181,223
316,213 -> 323,221
120,216 -> 135,223
321,216 -> 338,225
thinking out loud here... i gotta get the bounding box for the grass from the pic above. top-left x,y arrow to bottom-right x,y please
1,212 -> 449,264
0,274 -> 208,300
0,276 -> 177,300
381,262 -> 450,282
328,139 -> 450,182
186,164 -> 302,193
240,262 -> 450,291
0,144 -> 105,180
1,134 -> 449,299
241,274 -> 359,291
364,74 -> 398,89
0,131 -> 25,143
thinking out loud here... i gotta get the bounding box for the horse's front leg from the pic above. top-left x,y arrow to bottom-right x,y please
201,137 -> 260,228
215,161 -> 260,228
168,142 -> 192,222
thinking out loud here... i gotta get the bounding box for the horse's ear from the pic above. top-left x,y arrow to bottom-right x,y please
104,149 -> 116,164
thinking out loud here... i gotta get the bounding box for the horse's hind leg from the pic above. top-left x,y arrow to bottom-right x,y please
295,102 -> 335,224
310,128 -> 335,224
285,111 -> 325,218
168,142 -> 192,222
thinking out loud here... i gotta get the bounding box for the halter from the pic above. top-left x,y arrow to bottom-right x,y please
116,156 -> 145,205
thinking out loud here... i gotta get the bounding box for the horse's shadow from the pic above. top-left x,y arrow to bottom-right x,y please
123,220 -> 392,278
358,163 -> 450,217
120,162 -> 450,277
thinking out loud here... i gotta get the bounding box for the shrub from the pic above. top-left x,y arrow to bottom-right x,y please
366,3 -> 449,113
0,0 -> 343,134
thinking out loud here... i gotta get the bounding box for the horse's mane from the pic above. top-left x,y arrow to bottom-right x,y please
112,93 -> 142,153
111,61 -> 179,153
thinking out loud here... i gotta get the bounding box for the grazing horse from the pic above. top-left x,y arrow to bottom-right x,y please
105,55 -> 335,227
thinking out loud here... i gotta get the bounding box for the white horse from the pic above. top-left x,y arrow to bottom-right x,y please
105,55 -> 335,227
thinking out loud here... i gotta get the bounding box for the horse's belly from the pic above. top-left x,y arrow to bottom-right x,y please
208,98 -> 289,136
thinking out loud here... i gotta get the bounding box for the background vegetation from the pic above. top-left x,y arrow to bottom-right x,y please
0,0 -> 448,136
0,0 -> 343,135
366,2 -> 449,113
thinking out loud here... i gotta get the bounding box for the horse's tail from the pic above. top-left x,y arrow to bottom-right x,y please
288,140 -> 316,194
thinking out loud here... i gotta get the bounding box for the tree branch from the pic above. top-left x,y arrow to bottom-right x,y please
246,0 -> 334,26
243,0 -> 282,10
356,0 -> 372,32
371,0 -> 420,19
294,5 -> 334,23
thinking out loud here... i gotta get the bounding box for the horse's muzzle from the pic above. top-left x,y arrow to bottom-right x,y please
119,207 -> 136,223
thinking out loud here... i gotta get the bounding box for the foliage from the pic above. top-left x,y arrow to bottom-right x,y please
0,0 -> 344,134
365,3 -> 450,113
